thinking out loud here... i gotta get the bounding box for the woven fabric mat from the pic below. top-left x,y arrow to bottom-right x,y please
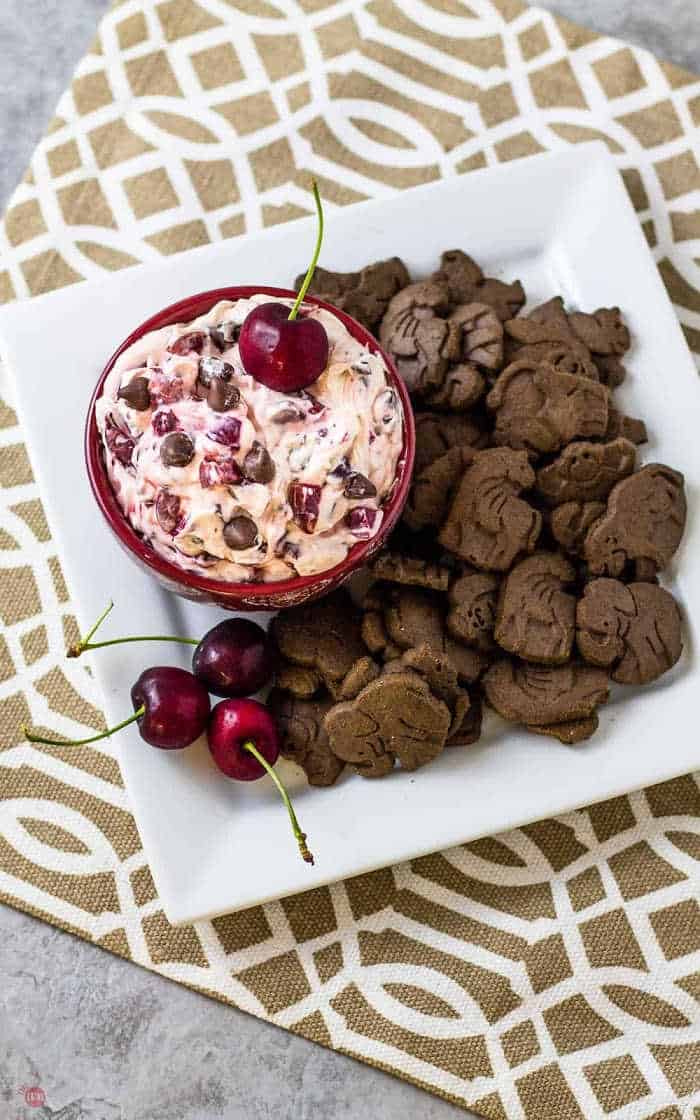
1,1 -> 700,1116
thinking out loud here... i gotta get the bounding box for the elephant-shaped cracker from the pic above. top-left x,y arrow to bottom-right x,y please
486,361 -> 609,455
439,448 -> 542,570
268,689 -> 345,787
494,552 -> 576,664
536,438 -> 636,505
447,569 -> 500,651
325,669 -> 451,777
483,659 -> 609,725
576,578 -> 683,684
584,464 -> 686,577
507,341 -> 600,382
379,281 -> 457,395
298,256 -> 409,330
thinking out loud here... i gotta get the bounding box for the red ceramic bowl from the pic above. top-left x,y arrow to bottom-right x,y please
85,286 -> 415,611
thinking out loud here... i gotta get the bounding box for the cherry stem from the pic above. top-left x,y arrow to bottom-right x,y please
23,706 -> 145,747
242,740 -> 314,865
67,601 -> 198,658
288,181 -> 323,323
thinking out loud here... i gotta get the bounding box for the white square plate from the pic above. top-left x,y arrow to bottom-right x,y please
2,145 -> 699,926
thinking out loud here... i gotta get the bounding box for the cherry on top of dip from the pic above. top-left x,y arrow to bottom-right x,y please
95,294 -> 404,584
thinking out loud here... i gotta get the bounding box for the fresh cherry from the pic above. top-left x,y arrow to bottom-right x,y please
66,603 -> 275,700
23,665 -> 210,752
208,698 -> 313,863
239,182 -> 329,393
130,667 -> 210,748
192,618 -> 274,698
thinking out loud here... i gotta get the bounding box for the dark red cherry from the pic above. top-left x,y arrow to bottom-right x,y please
152,409 -> 178,436
208,697 -> 280,781
239,303 -> 329,393
207,698 -> 314,863
192,618 -> 274,698
23,665 -> 210,755
130,666 -> 210,749
238,180 -> 329,394
199,455 -> 241,488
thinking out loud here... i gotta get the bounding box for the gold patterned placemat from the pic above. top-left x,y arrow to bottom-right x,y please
1,2 -> 700,1116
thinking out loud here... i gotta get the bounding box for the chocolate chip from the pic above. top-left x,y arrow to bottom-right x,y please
198,356 -> 234,387
118,376 -> 151,411
160,431 -> 195,467
223,514 -> 258,550
272,406 -> 304,424
208,379 -> 241,412
344,472 -> 377,499
243,441 -> 275,484
329,457 -> 352,479
210,321 -> 240,351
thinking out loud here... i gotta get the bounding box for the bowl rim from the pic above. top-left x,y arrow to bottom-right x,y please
85,284 -> 415,603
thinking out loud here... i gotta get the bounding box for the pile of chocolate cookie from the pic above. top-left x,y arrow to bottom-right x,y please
268,251 -> 687,784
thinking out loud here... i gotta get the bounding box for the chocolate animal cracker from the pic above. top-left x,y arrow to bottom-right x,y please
268,689 -> 345,787
449,303 -> 504,373
495,552 -> 576,664
370,551 -> 450,592
483,660 -> 609,726
447,570 -> 500,651
423,363 -> 486,412
383,586 -> 486,683
577,578 -> 683,684
413,410 -> 487,473
379,281 -> 456,395
271,590 -> 367,692
299,256 -> 409,330
439,448 -> 542,571
550,501 -> 606,556
529,717 -> 599,745
584,464 -> 686,577
536,439 -> 636,505
325,668 -> 451,777
404,447 -> 471,533
487,361 -> 609,455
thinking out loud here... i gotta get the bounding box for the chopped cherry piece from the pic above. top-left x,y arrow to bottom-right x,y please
155,490 -> 183,535
152,409 -> 178,436
105,416 -> 135,466
207,417 -> 242,447
346,506 -> 378,539
168,331 -> 206,355
288,482 -> 321,534
199,456 -> 242,488
149,369 -> 184,405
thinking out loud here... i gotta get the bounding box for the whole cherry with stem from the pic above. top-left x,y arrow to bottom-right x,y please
68,602 -> 274,698
208,698 -> 313,865
23,666 -> 210,751
238,181 -> 329,392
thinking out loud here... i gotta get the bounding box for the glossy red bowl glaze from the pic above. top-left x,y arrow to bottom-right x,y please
85,286 -> 415,611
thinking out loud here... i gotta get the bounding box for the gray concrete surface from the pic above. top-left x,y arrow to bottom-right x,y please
1,1 -> 698,1118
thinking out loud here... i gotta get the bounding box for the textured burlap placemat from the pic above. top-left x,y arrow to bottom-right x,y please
1,1 -> 700,1116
